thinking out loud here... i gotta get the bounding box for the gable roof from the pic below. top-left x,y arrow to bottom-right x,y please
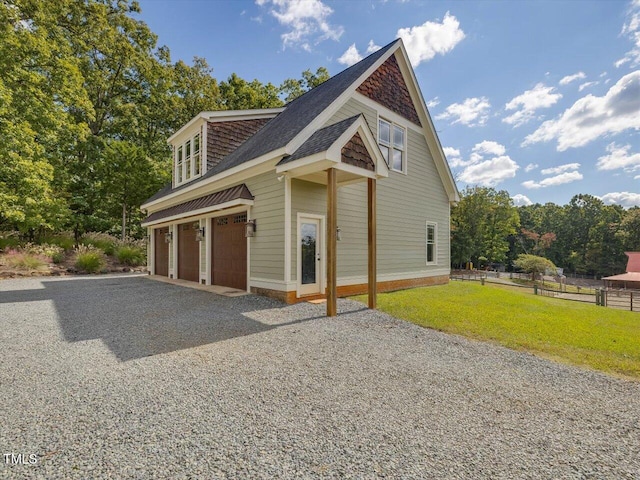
278,115 -> 361,165
626,252 -> 640,273
142,38 -> 459,208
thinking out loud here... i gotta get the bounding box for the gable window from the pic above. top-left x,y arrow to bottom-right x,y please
426,222 -> 437,265
174,132 -> 202,186
378,118 -> 405,173
176,146 -> 183,184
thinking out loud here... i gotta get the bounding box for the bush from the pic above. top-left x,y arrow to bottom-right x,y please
47,233 -> 75,251
81,232 -> 118,256
116,245 -> 145,266
74,246 -> 106,273
0,231 -> 21,252
51,252 -> 65,264
25,243 -> 63,260
3,250 -> 49,270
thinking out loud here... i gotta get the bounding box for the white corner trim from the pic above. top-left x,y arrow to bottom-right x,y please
284,176 -> 292,284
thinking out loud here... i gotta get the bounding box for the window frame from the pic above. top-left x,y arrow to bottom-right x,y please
426,222 -> 437,265
378,116 -> 407,174
174,131 -> 203,186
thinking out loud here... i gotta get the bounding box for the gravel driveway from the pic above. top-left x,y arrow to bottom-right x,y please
1,274 -> 639,479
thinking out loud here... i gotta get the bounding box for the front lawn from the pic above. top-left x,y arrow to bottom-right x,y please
355,282 -> 640,379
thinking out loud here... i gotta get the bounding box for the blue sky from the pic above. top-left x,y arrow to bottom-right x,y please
137,0 -> 640,207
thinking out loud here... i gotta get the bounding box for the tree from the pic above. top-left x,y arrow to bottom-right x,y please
513,254 -> 556,281
280,67 -> 330,103
0,0 -> 89,235
451,187 -> 520,267
220,73 -> 283,110
617,207 -> 640,252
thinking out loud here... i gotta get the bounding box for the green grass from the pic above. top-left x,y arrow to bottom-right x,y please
354,282 -> 640,379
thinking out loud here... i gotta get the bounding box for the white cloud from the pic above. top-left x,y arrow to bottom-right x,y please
600,191 -> 640,208
396,12 -> 465,67
443,146 -> 466,168
512,194 -> 533,206
337,43 -> 362,66
523,71 -> 640,151
559,71 -> 586,85
426,96 -> 440,108
257,0 -> 343,49
616,0 -> 640,68
459,156 -> 519,186
596,142 -> 640,171
366,39 -> 381,54
455,141 -> 519,186
503,83 -> 562,127
524,163 -> 538,172
522,171 -> 583,189
436,97 -> 491,127
540,162 -> 581,175
472,140 -> 506,156
578,81 -> 599,91
337,39 -> 381,66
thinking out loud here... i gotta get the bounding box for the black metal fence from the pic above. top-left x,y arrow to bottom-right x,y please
603,289 -> 638,312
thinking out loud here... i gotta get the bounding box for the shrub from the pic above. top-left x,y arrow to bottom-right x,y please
25,243 -> 63,260
0,231 -> 21,252
74,246 -> 106,273
3,250 -> 49,270
81,232 -> 118,256
47,233 -> 75,251
116,245 -> 145,266
51,252 -> 65,264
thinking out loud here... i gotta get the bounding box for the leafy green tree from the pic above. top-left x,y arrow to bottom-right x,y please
99,141 -> 169,239
0,0 -> 89,236
451,187 -> 520,267
220,73 -> 283,110
617,207 -> 640,252
513,254 -> 556,281
280,67 -> 330,103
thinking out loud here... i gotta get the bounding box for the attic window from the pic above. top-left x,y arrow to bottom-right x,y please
174,132 -> 202,186
378,118 -> 405,173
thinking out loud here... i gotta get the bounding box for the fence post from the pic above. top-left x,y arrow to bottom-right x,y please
534,284 -> 538,295
595,289 -> 600,306
631,291 -> 634,312
481,276 -> 485,286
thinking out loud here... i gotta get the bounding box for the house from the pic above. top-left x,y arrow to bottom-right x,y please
141,39 -> 459,315
603,252 -> 640,290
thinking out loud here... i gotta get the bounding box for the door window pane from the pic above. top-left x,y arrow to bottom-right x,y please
301,223 -> 317,285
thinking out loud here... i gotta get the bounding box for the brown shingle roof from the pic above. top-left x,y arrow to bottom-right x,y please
142,184 -> 253,225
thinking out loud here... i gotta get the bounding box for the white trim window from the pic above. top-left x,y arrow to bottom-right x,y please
174,132 -> 202,186
426,222 -> 437,265
378,118 -> 406,173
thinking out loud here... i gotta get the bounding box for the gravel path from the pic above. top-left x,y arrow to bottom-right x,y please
1,274 -> 639,479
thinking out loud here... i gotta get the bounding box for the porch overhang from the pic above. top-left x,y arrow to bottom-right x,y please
276,115 -> 388,186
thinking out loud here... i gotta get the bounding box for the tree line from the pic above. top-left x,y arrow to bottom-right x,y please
452,187 -> 640,278
1,0 -> 329,241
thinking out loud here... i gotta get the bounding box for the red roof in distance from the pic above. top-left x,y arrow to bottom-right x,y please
626,252 -> 640,273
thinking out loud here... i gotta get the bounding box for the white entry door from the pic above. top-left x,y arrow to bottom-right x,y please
298,216 -> 322,295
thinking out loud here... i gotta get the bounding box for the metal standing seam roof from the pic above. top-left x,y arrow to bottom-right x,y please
142,184 -> 254,225
625,252 -> 640,273
143,39 -> 401,206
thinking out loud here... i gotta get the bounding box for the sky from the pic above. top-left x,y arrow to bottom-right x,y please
136,0 -> 640,208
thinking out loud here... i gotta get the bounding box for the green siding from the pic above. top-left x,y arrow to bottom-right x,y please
290,179 -> 326,281
313,95 -> 451,279
246,171 -> 285,281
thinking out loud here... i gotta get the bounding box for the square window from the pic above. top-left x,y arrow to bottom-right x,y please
393,126 -> 404,148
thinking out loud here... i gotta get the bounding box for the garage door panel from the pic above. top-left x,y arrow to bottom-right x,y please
154,227 -> 169,277
212,213 -> 247,290
178,222 -> 199,282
